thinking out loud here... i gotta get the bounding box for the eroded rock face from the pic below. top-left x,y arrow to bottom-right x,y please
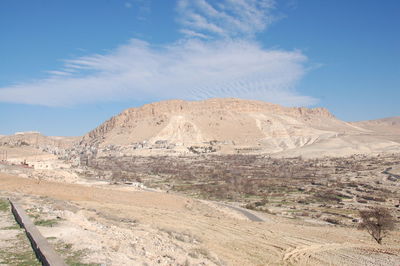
75,98 -> 400,158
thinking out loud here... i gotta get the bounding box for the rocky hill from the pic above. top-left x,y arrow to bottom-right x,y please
78,98 -> 400,157
0,132 -> 79,155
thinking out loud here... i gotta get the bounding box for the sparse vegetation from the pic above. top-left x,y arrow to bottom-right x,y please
34,218 -> 59,227
2,224 -> 21,230
0,198 -> 9,212
85,153 -> 400,225
324,217 -> 340,225
0,211 -> 41,266
52,240 -> 100,266
0,247 -> 41,266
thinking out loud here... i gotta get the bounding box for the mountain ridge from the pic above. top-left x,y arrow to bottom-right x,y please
84,98 -> 336,141
78,98 -> 400,157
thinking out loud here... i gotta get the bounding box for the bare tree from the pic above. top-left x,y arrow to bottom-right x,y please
358,207 -> 395,244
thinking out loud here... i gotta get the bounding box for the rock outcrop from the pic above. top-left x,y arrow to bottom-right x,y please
78,98 -> 400,157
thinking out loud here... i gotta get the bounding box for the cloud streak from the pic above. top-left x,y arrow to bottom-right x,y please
0,39 -> 315,106
0,0 -> 317,107
177,0 -> 276,39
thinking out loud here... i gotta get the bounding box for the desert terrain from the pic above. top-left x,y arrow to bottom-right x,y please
0,98 -> 399,265
1,169 -> 399,265
77,99 -> 400,158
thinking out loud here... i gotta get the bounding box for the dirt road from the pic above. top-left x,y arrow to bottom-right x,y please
216,202 -> 265,222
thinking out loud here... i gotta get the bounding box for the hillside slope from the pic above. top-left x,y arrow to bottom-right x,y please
351,117 -> 400,143
79,98 -> 400,157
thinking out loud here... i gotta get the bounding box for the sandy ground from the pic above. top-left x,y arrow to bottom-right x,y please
1,173 -> 399,265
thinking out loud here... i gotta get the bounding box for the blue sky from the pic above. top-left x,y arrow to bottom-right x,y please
0,0 -> 399,136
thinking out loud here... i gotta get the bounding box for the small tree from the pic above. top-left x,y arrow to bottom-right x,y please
358,207 -> 395,244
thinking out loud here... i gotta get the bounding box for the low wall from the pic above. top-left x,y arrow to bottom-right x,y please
9,199 -> 66,266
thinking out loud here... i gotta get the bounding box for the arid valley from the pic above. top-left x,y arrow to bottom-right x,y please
1,98 -> 399,265
2,0 -> 400,265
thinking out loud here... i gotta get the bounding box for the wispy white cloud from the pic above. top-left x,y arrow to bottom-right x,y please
0,39 -> 315,107
179,29 -> 210,39
45,70 -> 72,76
0,0 -> 318,107
177,0 -> 276,39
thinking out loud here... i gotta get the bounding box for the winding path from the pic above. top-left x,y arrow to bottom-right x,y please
216,202 -> 265,222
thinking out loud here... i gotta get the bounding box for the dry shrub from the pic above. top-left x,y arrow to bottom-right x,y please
358,207 -> 395,244
324,217 -> 340,225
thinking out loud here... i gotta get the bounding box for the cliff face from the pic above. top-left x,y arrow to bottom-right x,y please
79,98 -> 360,155
88,98 -> 334,122
77,98 -> 400,157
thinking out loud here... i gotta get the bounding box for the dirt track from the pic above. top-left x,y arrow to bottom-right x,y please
1,173 -> 400,265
